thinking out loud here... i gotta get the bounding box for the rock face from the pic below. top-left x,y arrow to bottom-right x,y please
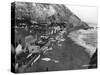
15,2 -> 72,23
11,2 -> 97,73
14,2 -> 89,31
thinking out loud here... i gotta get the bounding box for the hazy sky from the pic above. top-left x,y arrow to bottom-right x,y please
66,5 -> 98,25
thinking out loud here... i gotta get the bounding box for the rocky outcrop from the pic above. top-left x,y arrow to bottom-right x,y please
14,2 -> 89,32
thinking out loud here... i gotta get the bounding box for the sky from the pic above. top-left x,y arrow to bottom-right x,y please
66,5 -> 98,25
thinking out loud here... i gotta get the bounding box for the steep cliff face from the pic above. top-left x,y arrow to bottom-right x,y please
13,2 -> 88,50
15,2 -> 72,23
14,2 -> 89,30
